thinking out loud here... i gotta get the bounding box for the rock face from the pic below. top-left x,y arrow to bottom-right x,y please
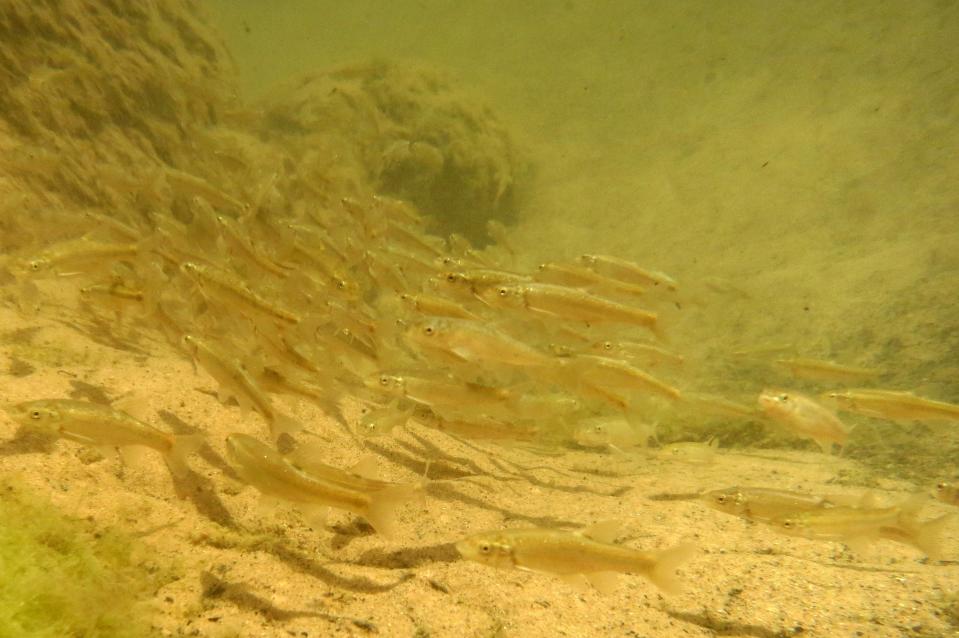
258,61 -> 528,242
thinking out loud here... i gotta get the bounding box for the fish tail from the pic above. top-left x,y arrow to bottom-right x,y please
647,542 -> 697,595
270,412 -> 302,439
913,514 -> 955,561
364,483 -> 421,538
165,433 -> 205,478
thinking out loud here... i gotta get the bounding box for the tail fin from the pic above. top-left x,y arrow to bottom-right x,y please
913,514 -> 955,561
165,434 -> 205,478
364,483 -> 420,538
647,542 -> 697,596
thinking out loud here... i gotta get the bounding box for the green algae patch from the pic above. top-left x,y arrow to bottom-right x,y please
0,478 -> 160,638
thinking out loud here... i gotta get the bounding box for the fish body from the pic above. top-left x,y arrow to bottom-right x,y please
823,389 -> 959,424
571,355 -> 681,401
182,335 -> 300,438
6,399 -> 201,476
482,283 -> 659,333
456,526 -> 695,594
407,318 -> 554,368
700,486 -> 835,523
577,254 -> 678,292
656,439 -> 718,464
398,293 -> 479,320
18,238 -> 139,277
775,358 -> 884,382
758,390 -> 849,453
935,482 -> 959,507
180,261 -> 300,324
225,433 -> 412,536
573,416 -> 651,450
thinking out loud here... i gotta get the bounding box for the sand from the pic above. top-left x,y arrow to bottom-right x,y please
1,301 -> 956,638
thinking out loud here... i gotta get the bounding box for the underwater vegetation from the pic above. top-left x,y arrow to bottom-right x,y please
0,478 -> 160,638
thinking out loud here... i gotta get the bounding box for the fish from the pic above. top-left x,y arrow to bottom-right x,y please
163,167 -> 249,214
534,262 -> 646,298
569,355 -> 681,401
357,402 -> 412,438
821,389 -> 959,424
368,373 -> 512,412
480,283 -> 660,335
577,254 -> 678,292
15,237 -> 139,278
179,261 -> 301,325
5,399 -> 203,477
590,340 -> 684,367
212,211 -> 292,278
225,433 -> 416,536
699,486 -> 837,523
398,293 -> 480,320
757,389 -> 850,453
406,318 -> 556,368
456,523 -> 696,595
655,438 -> 719,464
934,481 -> 959,507
573,416 -> 653,451
425,413 -> 540,442
182,335 -> 301,439
771,494 -> 950,558
774,358 -> 884,382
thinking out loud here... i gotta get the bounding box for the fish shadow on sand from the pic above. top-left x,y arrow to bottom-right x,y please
0,427 -> 58,457
343,542 -> 461,570
158,409 -> 239,528
258,542 -> 414,594
667,610 -> 789,638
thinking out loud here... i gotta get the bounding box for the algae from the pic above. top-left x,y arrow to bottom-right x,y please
0,478 -> 160,638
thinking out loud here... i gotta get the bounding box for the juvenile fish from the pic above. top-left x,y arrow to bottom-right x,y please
573,416 -> 652,451
456,524 -> 696,594
398,293 -> 480,320
655,439 -> 719,464
569,355 -> 681,401
577,254 -> 678,292
772,495 -> 950,558
775,358 -> 884,382
822,389 -> 959,424
406,318 -> 556,368
226,433 -> 416,536
17,237 -> 139,277
182,335 -> 300,439
700,486 -> 836,523
6,399 -> 202,477
180,262 -> 301,324
758,389 -> 850,453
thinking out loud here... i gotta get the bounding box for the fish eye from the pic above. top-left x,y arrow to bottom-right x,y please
603,342 -> 613,351
715,495 -> 727,504
423,325 -> 434,336
498,288 -> 508,297
446,273 -> 457,282
782,520 -> 794,529
336,280 -> 346,289
29,260 -> 42,271
778,394 -> 789,401
30,410 -> 41,419
379,375 -> 390,386
479,543 -> 491,554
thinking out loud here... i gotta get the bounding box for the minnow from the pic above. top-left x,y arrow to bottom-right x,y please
5,399 -> 202,477
758,389 -> 850,453
164,168 -> 248,214
534,262 -> 646,298
426,414 -> 540,442
398,293 -> 480,320
772,495 -> 949,558
406,318 -> 556,368
821,389 -> 959,424
700,486 -> 837,523
213,212 -> 292,278
17,237 -> 139,277
434,269 -> 531,297
225,433 -> 416,536
578,254 -> 678,292
182,335 -> 300,439
774,358 -> 884,382
655,438 -> 719,464
573,416 -> 652,451
481,283 -> 660,336
357,402 -> 413,438
180,261 -> 301,324
456,523 -> 696,595
569,355 -> 681,401
590,340 -> 684,367
369,373 -> 512,411
934,481 -> 959,507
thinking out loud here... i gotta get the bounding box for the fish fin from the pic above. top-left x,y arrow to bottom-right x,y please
913,514 -> 955,561
164,434 -> 205,478
580,520 -> 624,544
349,455 -> 381,481
364,484 -> 418,538
558,573 -> 590,592
270,412 -> 302,440
585,571 -> 620,595
647,542 -> 697,595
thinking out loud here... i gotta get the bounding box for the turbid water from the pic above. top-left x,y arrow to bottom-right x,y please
1,2 -> 957,636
